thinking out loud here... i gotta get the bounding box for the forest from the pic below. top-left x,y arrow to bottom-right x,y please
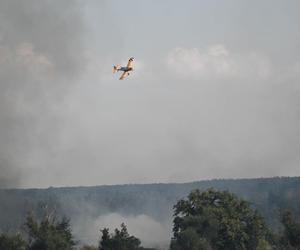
0,177 -> 300,249
0,188 -> 300,249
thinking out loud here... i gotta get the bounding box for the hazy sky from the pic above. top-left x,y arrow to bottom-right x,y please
1,0 -> 300,188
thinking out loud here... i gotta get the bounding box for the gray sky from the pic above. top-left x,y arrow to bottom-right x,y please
1,0 -> 300,188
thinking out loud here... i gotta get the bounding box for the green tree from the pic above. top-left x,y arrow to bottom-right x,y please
25,213 -> 75,250
98,223 -> 155,250
170,227 -> 211,250
170,189 -> 269,250
280,211 -> 300,250
0,233 -> 27,250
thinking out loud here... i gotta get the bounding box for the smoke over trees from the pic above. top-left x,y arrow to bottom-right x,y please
0,188 -> 299,250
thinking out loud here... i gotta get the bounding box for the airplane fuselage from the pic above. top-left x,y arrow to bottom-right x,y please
120,66 -> 133,72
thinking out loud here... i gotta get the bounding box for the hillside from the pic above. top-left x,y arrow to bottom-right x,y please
0,177 -> 299,245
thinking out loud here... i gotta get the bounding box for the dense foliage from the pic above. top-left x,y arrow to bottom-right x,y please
0,184 -> 300,249
99,223 -> 155,250
170,189 -> 269,250
280,211 -> 300,249
25,214 -> 75,250
1,177 -> 299,236
0,233 -> 27,250
0,214 -> 75,250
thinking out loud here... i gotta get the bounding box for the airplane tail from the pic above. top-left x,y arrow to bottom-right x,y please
113,65 -> 121,73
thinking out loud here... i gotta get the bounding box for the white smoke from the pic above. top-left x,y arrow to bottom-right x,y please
166,45 -> 272,80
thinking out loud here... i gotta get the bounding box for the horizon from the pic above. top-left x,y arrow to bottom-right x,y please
1,175 -> 299,190
1,0 -> 300,188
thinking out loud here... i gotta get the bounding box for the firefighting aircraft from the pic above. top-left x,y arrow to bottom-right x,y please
113,57 -> 134,80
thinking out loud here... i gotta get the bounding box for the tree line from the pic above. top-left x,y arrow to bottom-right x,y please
0,189 -> 299,250
1,177 -> 299,235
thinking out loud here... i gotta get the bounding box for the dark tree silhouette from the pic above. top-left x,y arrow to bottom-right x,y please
170,189 -> 269,250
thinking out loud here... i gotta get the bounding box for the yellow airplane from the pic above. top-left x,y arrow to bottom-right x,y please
113,57 -> 134,80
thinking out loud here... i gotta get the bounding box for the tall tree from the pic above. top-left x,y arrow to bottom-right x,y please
281,211 -> 300,250
25,213 -> 75,250
170,189 -> 269,250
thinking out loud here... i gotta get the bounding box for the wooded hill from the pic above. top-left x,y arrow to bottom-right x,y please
0,177 -> 299,236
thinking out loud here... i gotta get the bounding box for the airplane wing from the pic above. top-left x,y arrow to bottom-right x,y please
126,58 -> 134,68
119,71 -> 129,80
